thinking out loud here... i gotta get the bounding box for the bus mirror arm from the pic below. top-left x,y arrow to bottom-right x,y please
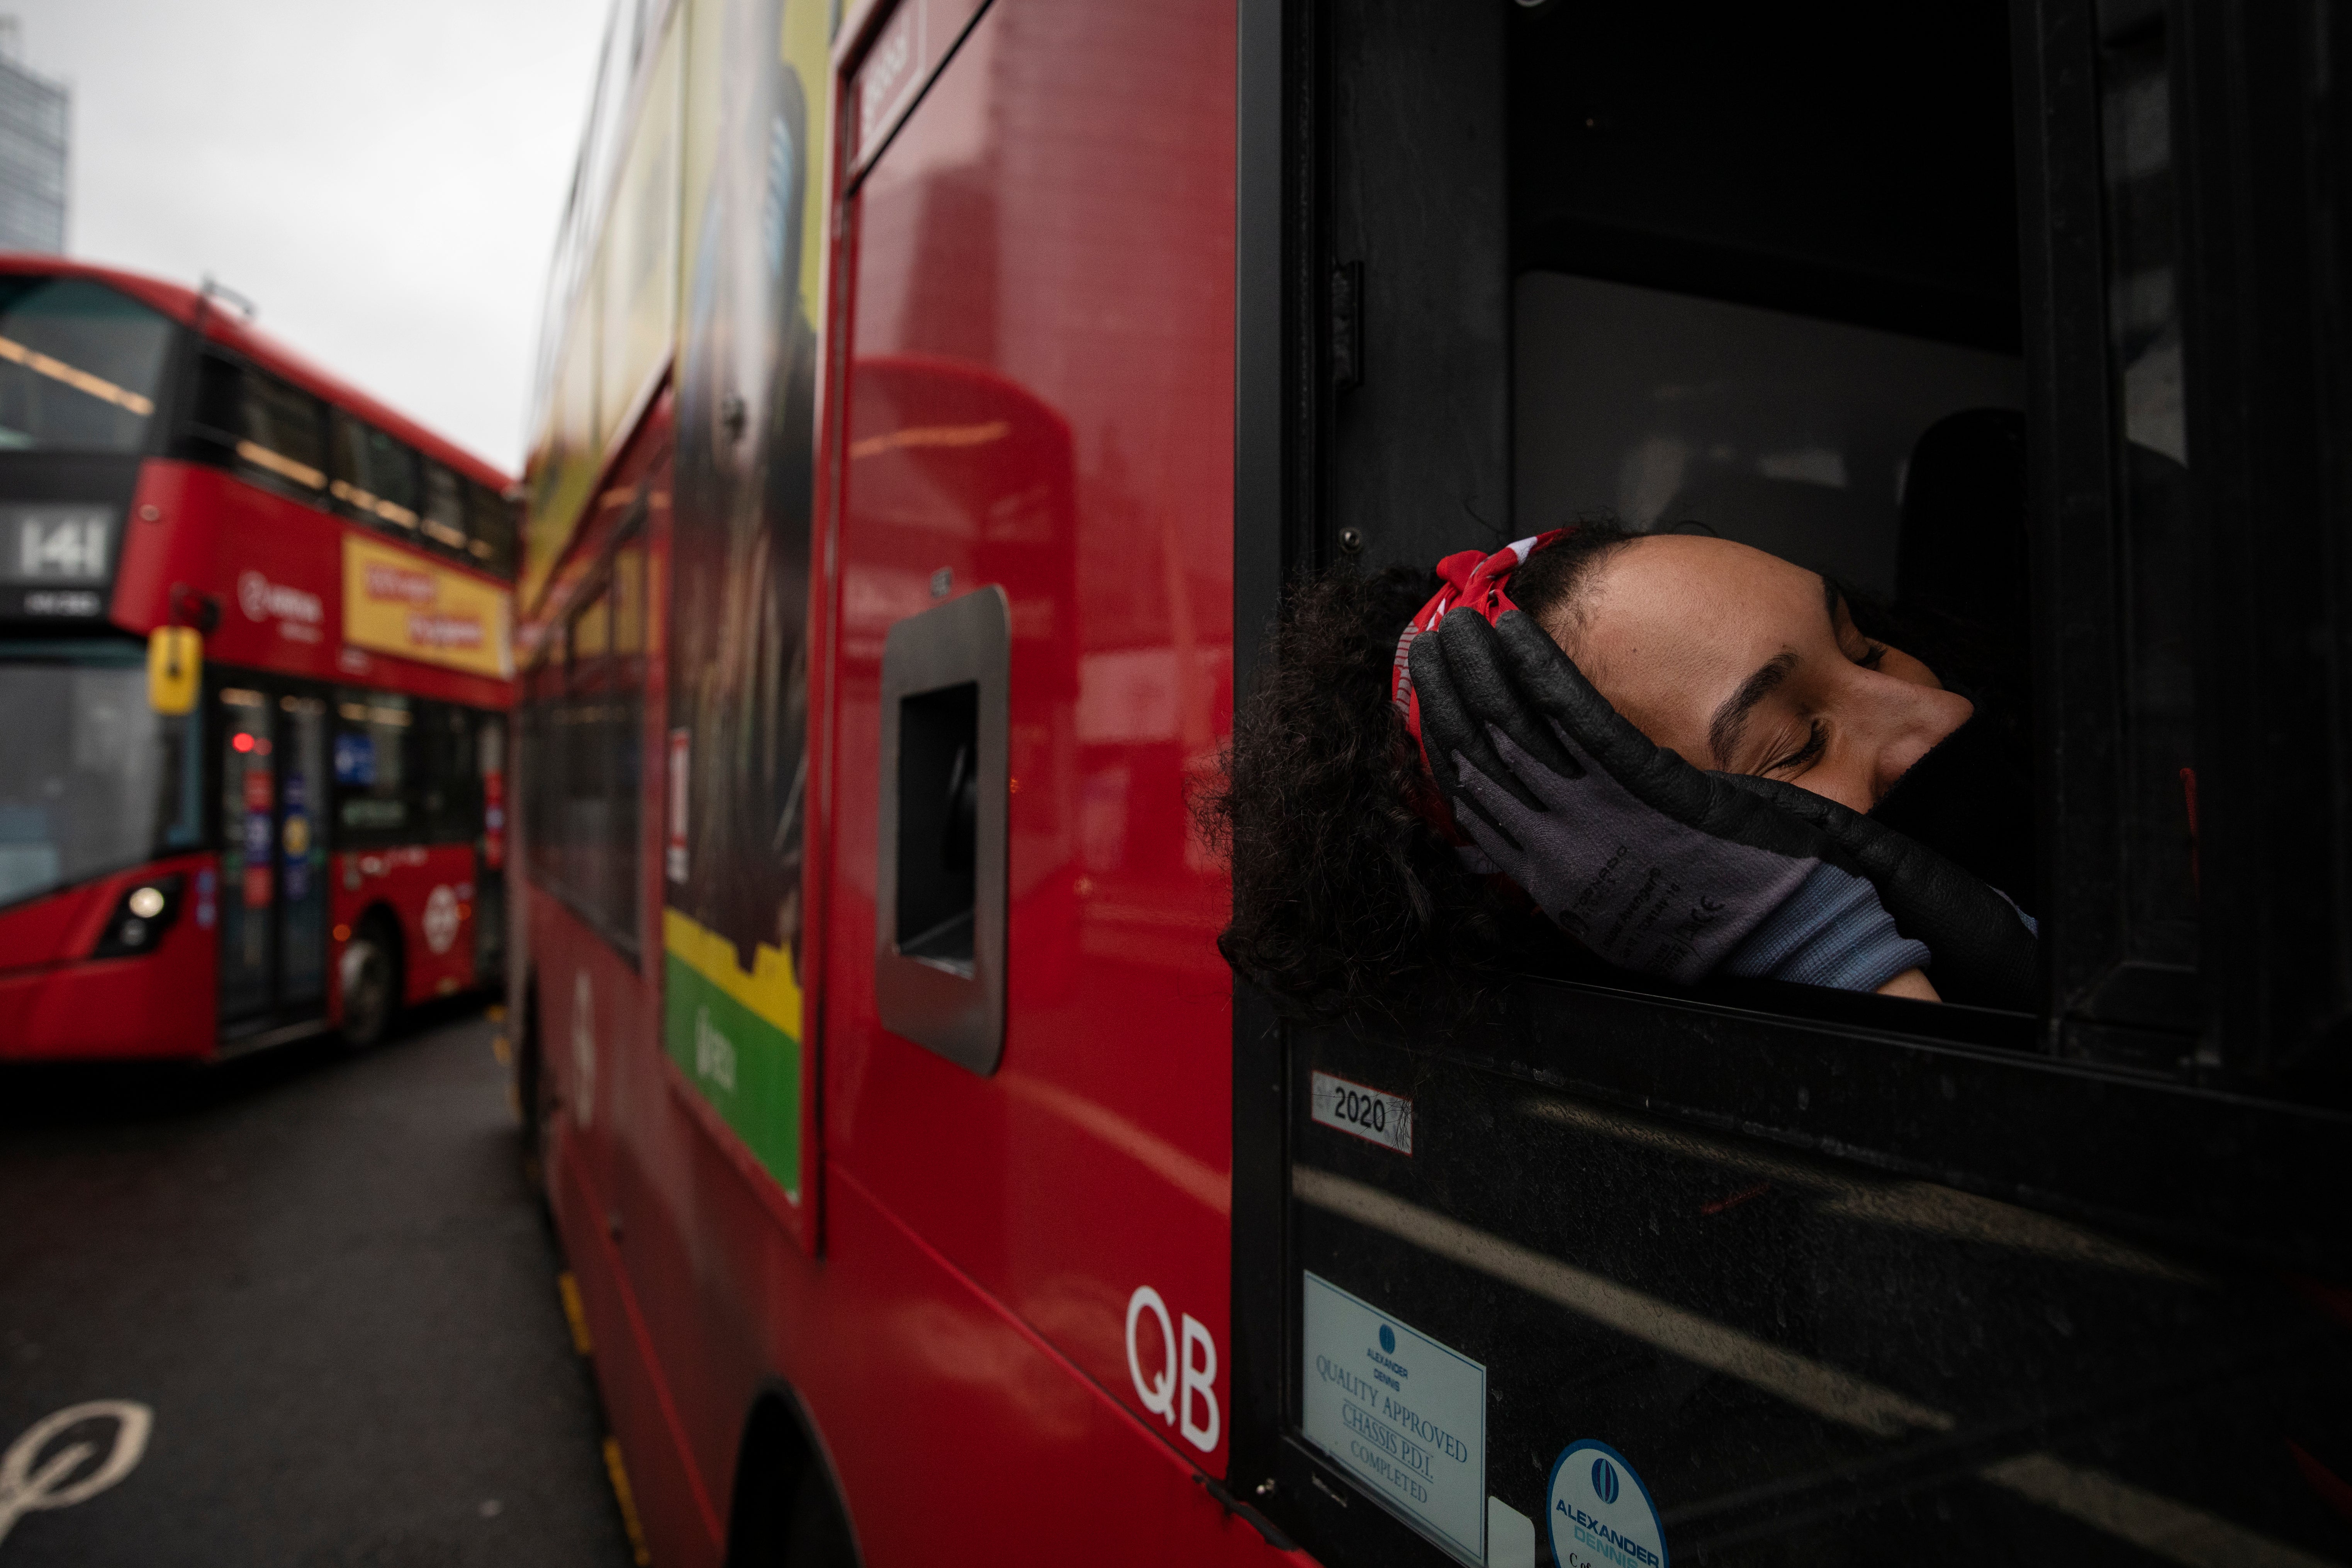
168,583 -> 221,635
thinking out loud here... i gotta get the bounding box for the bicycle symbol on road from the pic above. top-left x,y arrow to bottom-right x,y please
0,1401 -> 152,1548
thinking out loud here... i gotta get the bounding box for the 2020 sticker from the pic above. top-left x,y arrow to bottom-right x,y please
1548,1439 -> 1667,1568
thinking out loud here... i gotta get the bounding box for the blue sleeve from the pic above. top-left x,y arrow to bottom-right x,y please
1717,862 -> 1935,993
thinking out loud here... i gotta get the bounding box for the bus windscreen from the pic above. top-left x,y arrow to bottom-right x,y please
0,277 -> 176,454
0,650 -> 200,906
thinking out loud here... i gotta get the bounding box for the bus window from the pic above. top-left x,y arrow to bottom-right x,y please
419,460 -> 470,557
193,356 -> 329,501
328,410 -> 422,534
523,540 -> 643,960
0,645 -> 197,905
0,275 -> 175,454
463,479 -> 516,578
333,690 -> 414,841
415,701 -> 484,843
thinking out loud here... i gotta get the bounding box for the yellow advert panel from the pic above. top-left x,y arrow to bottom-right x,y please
342,533 -> 514,679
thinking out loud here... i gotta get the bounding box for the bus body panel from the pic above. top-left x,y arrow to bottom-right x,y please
517,0 -> 1263,1554
332,842 -> 486,1008
819,0 -> 1242,1480
0,853 -> 214,1059
110,460 -> 514,710
538,871 -> 1298,1567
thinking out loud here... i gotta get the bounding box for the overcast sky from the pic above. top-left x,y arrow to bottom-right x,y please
15,0 -> 609,475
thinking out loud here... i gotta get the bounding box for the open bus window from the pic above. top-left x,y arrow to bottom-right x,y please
0,277 -> 174,454
0,647 -> 198,906
328,410 -> 423,534
1225,3 -> 2055,1024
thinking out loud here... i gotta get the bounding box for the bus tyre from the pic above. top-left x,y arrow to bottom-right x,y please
339,920 -> 400,1049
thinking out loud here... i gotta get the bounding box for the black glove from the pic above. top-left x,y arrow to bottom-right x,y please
1714,773 -> 2039,1011
1408,609 -> 1902,987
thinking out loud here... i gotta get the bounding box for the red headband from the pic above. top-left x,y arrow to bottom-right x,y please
1391,529 -> 1573,767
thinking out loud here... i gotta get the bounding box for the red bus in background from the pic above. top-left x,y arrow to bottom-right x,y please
0,257 -> 519,1061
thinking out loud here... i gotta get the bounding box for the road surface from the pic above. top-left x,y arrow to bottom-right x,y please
0,1004 -> 637,1566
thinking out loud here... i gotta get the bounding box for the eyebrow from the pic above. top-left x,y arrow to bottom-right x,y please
1708,649 -> 1800,767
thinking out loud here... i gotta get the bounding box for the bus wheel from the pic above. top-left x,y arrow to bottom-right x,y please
339,918 -> 401,1049
725,1392 -> 858,1568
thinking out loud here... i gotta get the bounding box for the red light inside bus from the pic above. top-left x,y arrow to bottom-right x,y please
232,733 -> 253,752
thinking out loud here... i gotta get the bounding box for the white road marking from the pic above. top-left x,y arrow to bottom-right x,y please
0,1400 -> 153,1547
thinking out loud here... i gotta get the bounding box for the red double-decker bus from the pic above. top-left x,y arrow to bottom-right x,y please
515,1 -> 2352,1566
0,257 -> 518,1062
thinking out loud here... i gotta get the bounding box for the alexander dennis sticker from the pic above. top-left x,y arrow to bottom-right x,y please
1310,1070 -> 1414,1154
1548,1440 -> 1667,1568
1301,1273 -> 1484,1563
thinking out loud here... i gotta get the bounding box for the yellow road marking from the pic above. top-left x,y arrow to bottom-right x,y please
557,1272 -> 593,1357
602,1436 -> 652,1565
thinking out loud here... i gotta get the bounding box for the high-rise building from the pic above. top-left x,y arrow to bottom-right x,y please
0,19 -> 66,255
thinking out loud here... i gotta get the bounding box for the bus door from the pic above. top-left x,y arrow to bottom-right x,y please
216,680 -> 329,1032
1227,2 -> 2352,1565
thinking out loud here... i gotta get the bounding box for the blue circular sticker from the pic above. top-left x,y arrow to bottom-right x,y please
1548,1440 -> 1667,1568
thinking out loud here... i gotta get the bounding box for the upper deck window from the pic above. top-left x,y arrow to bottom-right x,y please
0,277 -> 176,455
329,410 -> 422,534
420,460 -> 470,555
191,355 -> 329,500
465,479 -> 516,578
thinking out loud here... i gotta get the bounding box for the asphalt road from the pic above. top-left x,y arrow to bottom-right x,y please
0,1004 -> 636,1567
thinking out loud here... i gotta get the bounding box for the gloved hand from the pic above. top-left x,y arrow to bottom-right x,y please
1713,773 -> 2038,1011
1407,609 -> 1929,992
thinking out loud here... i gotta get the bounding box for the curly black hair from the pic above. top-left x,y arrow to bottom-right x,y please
1202,524 -> 1637,1021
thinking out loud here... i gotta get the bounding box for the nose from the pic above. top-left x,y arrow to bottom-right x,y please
1863,675 -> 1974,805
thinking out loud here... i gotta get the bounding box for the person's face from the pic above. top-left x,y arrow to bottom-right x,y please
1552,535 -> 1972,814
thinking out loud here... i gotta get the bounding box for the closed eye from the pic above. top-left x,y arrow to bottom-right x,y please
1855,641 -> 1887,672
1765,718 -> 1828,776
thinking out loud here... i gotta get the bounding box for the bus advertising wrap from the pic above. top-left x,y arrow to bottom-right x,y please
342,533 -> 514,680
660,0 -> 829,1204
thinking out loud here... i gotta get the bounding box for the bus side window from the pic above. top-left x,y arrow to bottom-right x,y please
526,541 -> 643,960
464,479 -> 517,578
419,461 -> 470,558
415,701 -> 482,843
333,690 -> 414,843
184,355 -> 328,502
328,410 -> 422,536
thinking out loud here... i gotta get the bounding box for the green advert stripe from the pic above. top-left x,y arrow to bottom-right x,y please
663,954 -> 801,1199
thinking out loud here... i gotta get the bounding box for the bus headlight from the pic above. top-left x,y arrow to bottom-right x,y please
95,874 -> 184,958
